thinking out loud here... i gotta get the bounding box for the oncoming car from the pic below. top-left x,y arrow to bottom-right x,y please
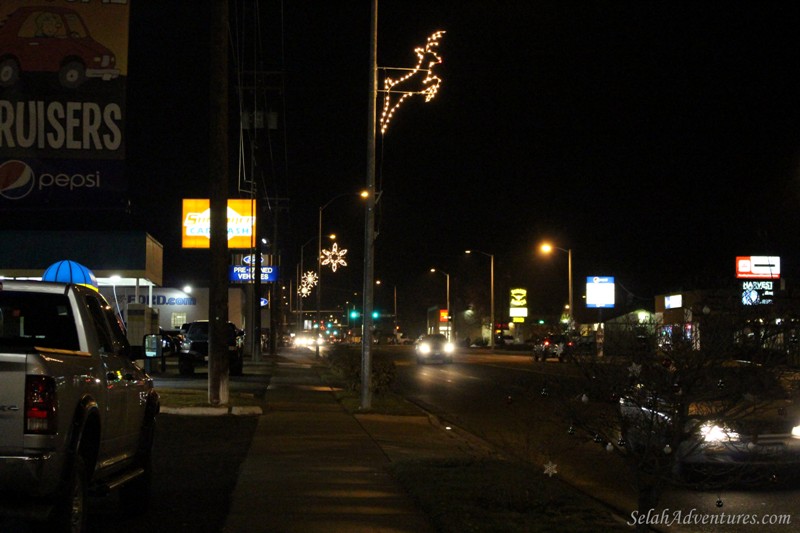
414,333 -> 454,364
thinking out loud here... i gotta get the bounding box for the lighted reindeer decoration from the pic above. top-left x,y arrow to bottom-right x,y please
379,30 -> 446,134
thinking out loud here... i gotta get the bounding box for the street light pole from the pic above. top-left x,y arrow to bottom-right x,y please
430,268 -> 451,341
317,191 -> 367,357
540,243 -> 573,331
466,250 -> 495,349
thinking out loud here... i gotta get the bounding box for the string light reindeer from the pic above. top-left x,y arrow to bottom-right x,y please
379,30 -> 446,134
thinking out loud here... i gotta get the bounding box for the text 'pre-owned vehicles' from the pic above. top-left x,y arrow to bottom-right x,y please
179,320 -> 244,376
415,333 -> 455,364
0,281 -> 160,532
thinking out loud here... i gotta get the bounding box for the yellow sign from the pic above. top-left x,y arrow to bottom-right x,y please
182,199 -> 256,249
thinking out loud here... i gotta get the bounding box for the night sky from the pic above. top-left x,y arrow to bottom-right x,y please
123,1 -> 800,329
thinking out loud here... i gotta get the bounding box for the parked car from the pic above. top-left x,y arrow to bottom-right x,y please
532,334 -> 573,362
415,333 -> 455,364
179,320 -> 244,376
619,360 -> 800,482
0,6 -> 120,88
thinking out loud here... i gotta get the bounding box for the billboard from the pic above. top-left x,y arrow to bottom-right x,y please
736,256 -> 780,279
586,276 -> 615,308
0,1 -> 129,208
509,288 -> 528,318
182,199 -> 257,249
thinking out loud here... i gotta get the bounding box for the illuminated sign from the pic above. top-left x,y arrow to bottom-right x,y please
664,294 -> 682,309
439,309 -> 449,322
182,199 -> 256,249
509,288 -> 527,307
586,276 -> 615,308
508,288 -> 528,320
741,280 -> 774,306
229,265 -> 278,283
736,256 -> 780,279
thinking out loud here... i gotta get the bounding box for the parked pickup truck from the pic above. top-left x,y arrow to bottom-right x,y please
0,281 -> 160,531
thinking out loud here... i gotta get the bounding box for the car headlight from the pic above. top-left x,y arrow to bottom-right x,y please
792,425 -> 800,438
700,422 -> 739,443
444,343 -> 454,353
419,343 -> 431,354
181,340 -> 191,350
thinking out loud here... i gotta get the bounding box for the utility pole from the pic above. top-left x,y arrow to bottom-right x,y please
361,0 -> 378,410
209,0 -> 230,406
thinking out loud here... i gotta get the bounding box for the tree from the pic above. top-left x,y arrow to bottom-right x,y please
548,295 -> 800,531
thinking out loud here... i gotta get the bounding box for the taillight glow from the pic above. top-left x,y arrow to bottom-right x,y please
25,376 -> 57,434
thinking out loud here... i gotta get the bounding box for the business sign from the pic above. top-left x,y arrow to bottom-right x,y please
741,280 -> 775,306
0,1 -> 130,208
508,288 -> 528,319
664,294 -> 683,310
736,256 -> 780,279
586,276 -> 615,308
229,265 -> 278,283
182,199 -> 257,248
439,309 -> 449,322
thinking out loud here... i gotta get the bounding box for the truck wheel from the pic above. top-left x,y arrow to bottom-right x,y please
178,357 -> 194,376
48,454 -> 87,533
120,413 -> 155,510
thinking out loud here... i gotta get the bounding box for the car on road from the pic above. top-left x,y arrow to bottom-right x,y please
619,360 -> 800,482
179,320 -> 244,376
532,334 -> 573,362
415,333 -> 454,364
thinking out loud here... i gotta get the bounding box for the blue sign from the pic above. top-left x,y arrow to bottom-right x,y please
585,276 -> 615,308
229,265 -> 279,283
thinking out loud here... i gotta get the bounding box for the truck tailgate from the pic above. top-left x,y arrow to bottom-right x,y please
0,352 -> 26,452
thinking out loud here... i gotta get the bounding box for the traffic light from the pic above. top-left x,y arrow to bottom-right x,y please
349,310 -> 359,319
372,310 -> 380,319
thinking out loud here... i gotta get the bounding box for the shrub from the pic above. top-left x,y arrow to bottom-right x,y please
326,344 -> 396,394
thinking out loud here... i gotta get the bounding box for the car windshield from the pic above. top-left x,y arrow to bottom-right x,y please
424,334 -> 447,342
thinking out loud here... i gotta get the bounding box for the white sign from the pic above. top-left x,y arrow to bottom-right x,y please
736,256 -> 780,279
586,276 -> 615,308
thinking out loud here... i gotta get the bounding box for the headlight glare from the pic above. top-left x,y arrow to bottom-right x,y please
419,344 -> 431,354
700,422 -> 739,443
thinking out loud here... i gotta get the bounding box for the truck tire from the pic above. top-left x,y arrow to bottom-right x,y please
48,454 -> 87,533
120,412 -> 155,510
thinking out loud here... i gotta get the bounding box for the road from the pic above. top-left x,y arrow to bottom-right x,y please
387,345 -> 799,532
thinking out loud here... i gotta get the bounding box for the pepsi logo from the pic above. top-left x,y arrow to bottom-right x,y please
0,160 -> 35,200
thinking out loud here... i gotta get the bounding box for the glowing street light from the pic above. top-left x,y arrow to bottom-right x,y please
465,250 -> 495,348
540,242 -> 573,331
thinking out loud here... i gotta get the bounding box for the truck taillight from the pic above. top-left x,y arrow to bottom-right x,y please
25,376 -> 57,434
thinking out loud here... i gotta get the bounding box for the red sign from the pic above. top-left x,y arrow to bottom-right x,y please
736,256 -> 780,279
439,310 -> 448,322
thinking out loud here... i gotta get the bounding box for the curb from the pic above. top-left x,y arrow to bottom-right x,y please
160,405 -> 263,416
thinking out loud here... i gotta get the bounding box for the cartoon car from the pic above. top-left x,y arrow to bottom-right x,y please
0,7 -> 119,89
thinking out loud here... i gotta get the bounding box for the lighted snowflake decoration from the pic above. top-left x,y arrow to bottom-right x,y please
298,270 -> 318,298
543,460 -> 558,478
321,242 -> 348,272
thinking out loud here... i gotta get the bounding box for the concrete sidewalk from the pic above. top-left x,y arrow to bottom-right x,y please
223,350 -> 490,532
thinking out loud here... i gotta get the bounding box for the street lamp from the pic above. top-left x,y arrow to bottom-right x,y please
465,250 -> 494,349
376,280 -> 398,341
539,242 -> 573,331
317,191 -> 368,356
430,268 -> 451,341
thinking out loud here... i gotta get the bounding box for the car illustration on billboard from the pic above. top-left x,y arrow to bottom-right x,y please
0,7 -> 119,89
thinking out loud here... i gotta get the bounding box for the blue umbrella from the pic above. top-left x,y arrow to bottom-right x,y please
42,260 -> 98,290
